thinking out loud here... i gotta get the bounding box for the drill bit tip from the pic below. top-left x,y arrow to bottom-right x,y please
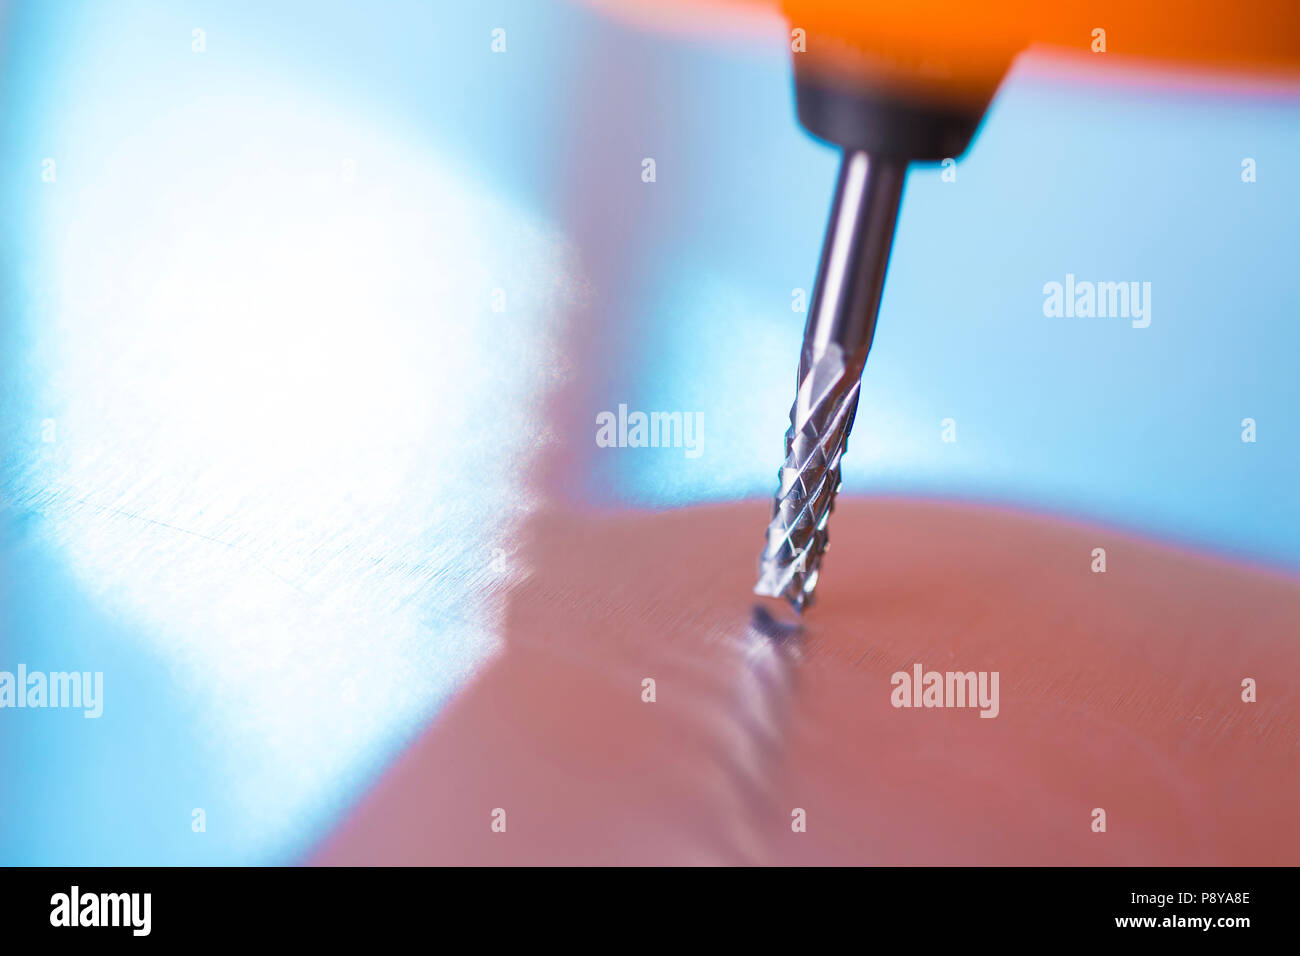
754,149 -> 905,612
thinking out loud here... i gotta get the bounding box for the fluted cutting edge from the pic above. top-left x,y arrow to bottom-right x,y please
754,344 -> 863,612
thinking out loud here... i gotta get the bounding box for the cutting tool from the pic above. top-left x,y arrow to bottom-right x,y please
755,0 -> 1300,611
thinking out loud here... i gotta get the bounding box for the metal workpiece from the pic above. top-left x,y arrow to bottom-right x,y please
755,150 -> 906,612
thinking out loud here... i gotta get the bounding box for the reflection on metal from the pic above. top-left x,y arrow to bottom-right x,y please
702,606 -> 803,864
4,78 -> 576,862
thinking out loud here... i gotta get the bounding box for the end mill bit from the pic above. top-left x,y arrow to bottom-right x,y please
755,149 -> 906,612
